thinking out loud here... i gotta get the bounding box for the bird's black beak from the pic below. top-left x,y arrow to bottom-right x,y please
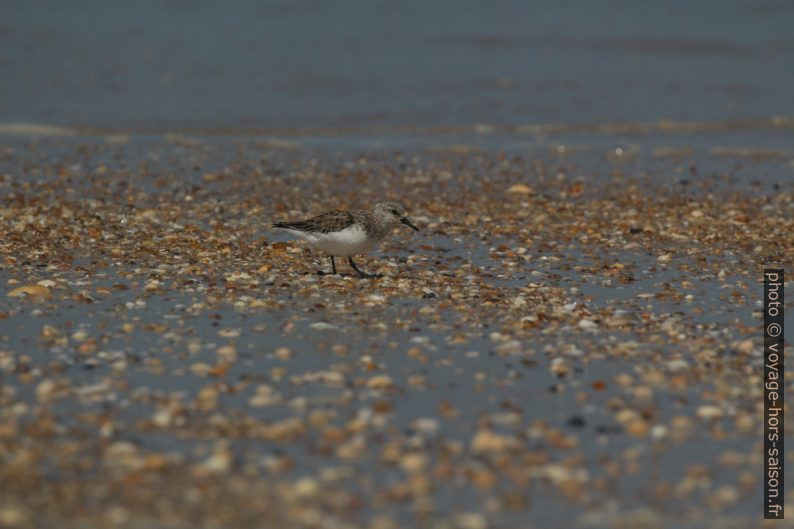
400,217 -> 419,231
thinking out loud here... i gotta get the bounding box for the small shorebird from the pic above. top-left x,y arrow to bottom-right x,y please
272,201 -> 419,278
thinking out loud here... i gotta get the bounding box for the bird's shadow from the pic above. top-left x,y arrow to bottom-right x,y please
315,270 -> 384,279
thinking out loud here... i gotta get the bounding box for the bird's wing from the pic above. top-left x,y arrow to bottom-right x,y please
273,209 -> 358,234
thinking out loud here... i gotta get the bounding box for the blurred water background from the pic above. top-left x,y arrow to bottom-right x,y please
2,0 -> 793,130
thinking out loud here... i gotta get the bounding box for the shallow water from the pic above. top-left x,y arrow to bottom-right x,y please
3,0 -> 794,128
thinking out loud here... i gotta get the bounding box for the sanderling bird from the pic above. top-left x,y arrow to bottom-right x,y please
272,201 -> 419,278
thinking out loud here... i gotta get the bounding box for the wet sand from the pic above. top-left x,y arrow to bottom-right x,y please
0,126 -> 791,528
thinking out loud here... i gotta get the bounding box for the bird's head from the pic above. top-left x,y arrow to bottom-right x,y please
374,201 -> 419,231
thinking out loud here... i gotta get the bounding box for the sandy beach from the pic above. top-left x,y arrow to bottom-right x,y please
0,123 -> 791,528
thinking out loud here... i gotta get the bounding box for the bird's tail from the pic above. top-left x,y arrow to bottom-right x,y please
272,220 -> 309,231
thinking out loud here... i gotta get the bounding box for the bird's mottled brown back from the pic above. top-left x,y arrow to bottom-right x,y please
273,209 -> 359,234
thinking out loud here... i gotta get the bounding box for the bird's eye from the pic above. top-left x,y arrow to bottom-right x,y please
391,210 -> 399,215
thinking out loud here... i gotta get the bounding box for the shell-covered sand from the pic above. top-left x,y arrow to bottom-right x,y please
0,131 -> 791,529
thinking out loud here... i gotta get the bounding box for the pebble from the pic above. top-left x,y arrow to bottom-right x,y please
471,430 -> 517,454
696,405 -> 724,420
216,345 -> 237,361
367,375 -> 393,390
196,385 -> 220,411
201,443 -> 233,473
495,339 -> 522,355
399,452 -> 428,473
455,512 -> 488,529
507,183 -> 533,194
35,379 -> 57,403
309,322 -> 337,331
274,347 -> 292,360
7,285 -> 52,300
292,477 -> 320,498
0,505 -> 29,527
550,358 -> 571,377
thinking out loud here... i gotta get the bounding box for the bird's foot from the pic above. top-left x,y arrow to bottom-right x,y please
347,257 -> 381,278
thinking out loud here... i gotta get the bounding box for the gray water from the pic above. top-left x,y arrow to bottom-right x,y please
2,0 -> 794,129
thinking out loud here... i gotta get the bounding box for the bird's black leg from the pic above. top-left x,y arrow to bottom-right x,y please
348,257 -> 381,278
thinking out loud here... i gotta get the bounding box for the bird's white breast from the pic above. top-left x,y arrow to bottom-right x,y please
287,225 -> 377,256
